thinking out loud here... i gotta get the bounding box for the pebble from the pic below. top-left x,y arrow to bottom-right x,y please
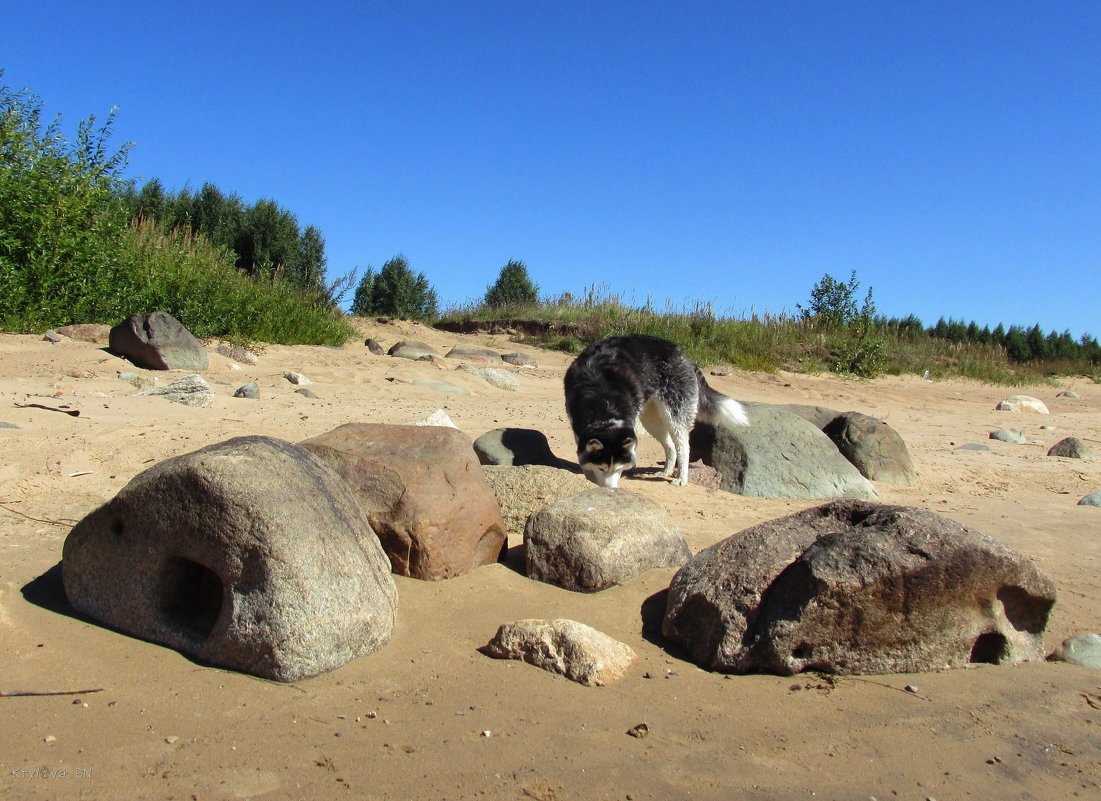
283,371 -> 311,385
626,723 -> 649,739
165,736 -> 179,744
904,684 -> 919,694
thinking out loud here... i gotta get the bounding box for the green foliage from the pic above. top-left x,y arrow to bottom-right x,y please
0,76 -> 135,329
0,73 -> 352,345
119,179 -> 329,292
797,270 -> 861,328
485,259 -> 539,308
121,221 -> 353,345
350,255 -> 438,320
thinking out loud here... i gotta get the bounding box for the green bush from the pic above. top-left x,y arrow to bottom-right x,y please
485,259 -> 538,308
351,255 -> 438,320
0,75 -> 133,329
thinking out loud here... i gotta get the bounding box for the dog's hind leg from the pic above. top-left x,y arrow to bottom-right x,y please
639,398 -> 678,479
670,421 -> 692,485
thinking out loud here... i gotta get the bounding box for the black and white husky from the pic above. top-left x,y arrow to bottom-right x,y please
564,334 -> 749,488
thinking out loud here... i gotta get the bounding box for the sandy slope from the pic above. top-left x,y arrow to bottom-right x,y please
1,319 -> 1098,800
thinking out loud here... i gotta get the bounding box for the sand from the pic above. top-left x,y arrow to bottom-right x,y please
1,319 -> 1098,800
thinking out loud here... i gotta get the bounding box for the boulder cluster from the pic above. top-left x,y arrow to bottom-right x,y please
58,313 -> 1086,686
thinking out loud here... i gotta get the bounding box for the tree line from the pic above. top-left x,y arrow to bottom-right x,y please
119,179 -> 328,295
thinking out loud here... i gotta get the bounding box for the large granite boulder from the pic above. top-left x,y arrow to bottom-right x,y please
822,411 -> 916,486
525,488 -> 690,592
690,405 -> 877,500
663,500 -> 1056,675
302,423 -> 507,580
62,436 -> 397,682
481,465 -> 593,540
108,311 -> 208,371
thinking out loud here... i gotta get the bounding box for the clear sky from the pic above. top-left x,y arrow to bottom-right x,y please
7,1 -> 1100,338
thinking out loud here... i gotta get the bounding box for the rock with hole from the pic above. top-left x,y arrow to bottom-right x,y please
662,500 -> 1055,675
62,436 -> 398,681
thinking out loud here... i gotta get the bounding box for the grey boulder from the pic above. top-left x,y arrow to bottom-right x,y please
474,427 -> 571,468
690,405 -> 877,500
62,436 -> 398,682
482,465 -> 593,540
1079,491 -> 1101,507
108,311 -> 208,371
525,488 -> 691,592
663,500 -> 1056,676
1048,437 -> 1095,459
388,340 -> 441,360
823,411 -> 916,486
1051,633 -> 1101,668
446,345 -> 501,362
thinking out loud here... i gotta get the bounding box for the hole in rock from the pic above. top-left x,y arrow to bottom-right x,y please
969,631 -> 1008,664
792,642 -> 813,660
160,558 -> 224,642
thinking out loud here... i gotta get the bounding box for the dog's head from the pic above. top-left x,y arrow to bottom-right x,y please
577,425 -> 637,488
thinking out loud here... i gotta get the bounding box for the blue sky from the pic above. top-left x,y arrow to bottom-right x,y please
7,1 -> 1100,338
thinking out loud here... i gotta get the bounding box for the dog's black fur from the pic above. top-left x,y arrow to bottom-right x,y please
564,334 -> 748,487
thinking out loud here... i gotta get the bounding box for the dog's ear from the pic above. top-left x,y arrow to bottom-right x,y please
585,439 -> 604,454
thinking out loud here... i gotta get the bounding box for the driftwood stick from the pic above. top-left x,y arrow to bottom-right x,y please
0,501 -> 77,527
13,402 -> 81,417
0,688 -> 104,698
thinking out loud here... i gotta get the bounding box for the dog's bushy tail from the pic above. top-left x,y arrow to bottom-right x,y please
696,370 -> 750,428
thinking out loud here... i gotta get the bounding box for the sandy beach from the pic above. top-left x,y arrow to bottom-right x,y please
1,318 -> 1098,800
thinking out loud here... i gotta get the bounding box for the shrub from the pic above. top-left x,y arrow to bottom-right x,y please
351,255 -> 438,320
0,74 -> 133,329
485,259 -> 538,308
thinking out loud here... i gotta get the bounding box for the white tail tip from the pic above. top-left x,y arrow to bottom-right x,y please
717,396 -> 750,427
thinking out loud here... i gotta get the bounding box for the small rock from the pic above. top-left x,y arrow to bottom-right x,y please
216,343 -> 259,365
446,345 -> 501,362
234,382 -> 259,399
956,443 -> 992,452
165,736 -> 180,744
995,395 -> 1049,414
43,329 -> 62,343
284,372 -> 311,386
0,422 -> 19,429
1057,390 -> 1082,399
502,352 -> 537,368
710,367 -> 733,376
1052,632 -> 1101,668
481,618 -> 636,686
989,429 -> 1026,444
626,723 -> 649,739
44,735 -> 57,744
389,340 -> 441,361
295,388 -> 319,399
1079,492 -> 1101,507
457,364 -> 519,391
1047,437 -> 1094,460
365,338 -> 385,355
410,409 -> 458,428
118,371 -> 153,389
138,374 -> 214,408
904,684 -> 919,694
